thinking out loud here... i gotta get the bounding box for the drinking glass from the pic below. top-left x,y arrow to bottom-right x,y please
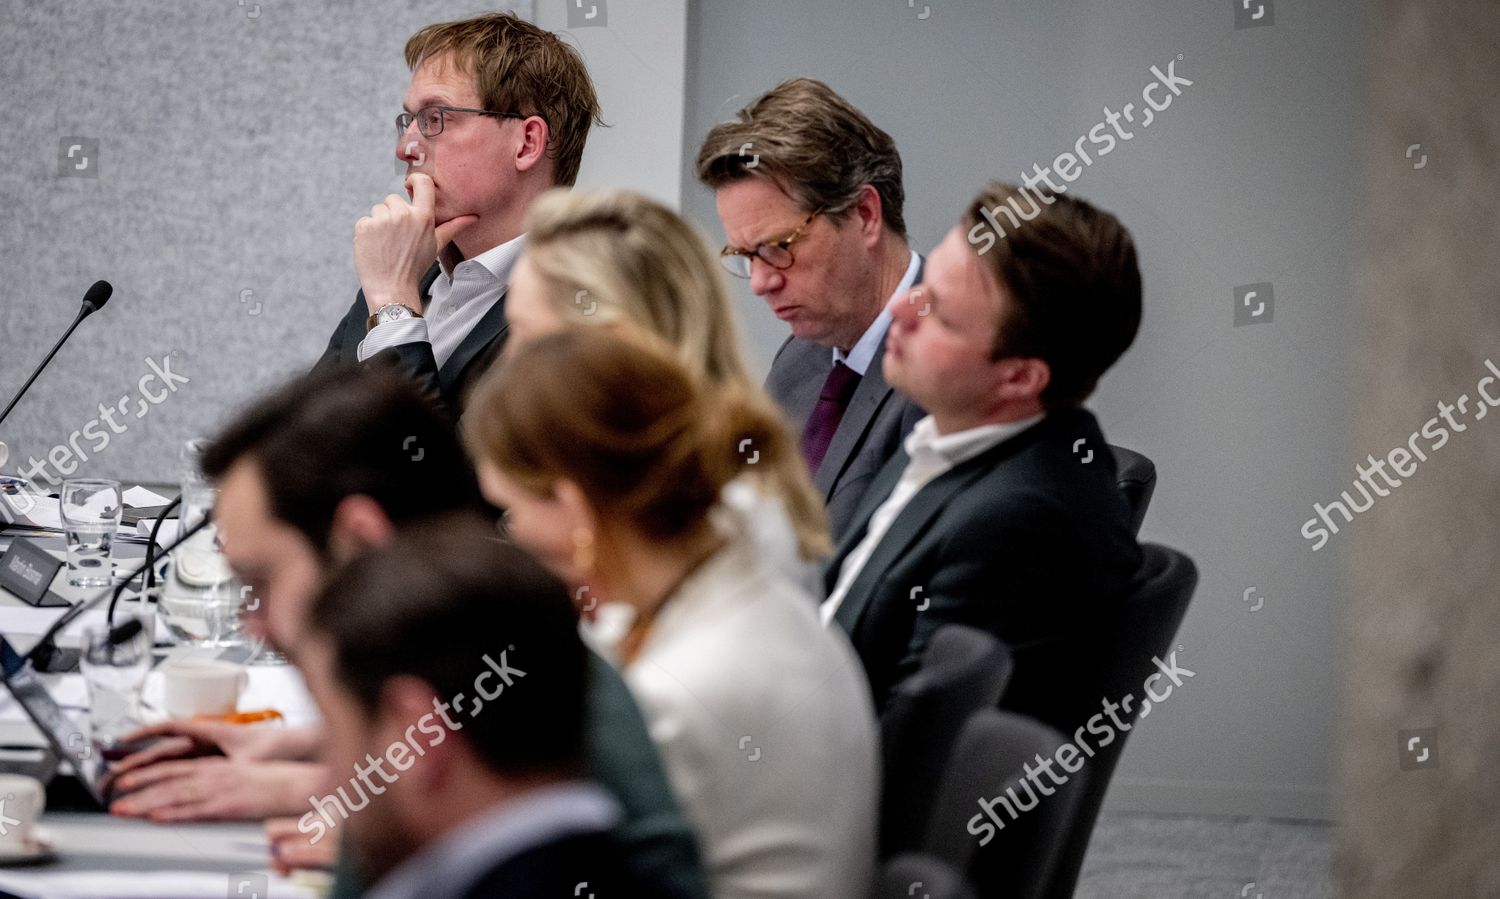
60,479 -> 122,588
79,614 -> 153,746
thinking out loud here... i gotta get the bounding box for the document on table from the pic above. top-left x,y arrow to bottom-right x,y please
0,871 -> 320,898
2,486 -> 162,540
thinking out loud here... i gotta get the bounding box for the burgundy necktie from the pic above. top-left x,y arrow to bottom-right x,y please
801,361 -> 862,474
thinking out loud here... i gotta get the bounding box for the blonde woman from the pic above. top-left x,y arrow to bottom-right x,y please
498,188 -> 829,585
465,328 -> 878,899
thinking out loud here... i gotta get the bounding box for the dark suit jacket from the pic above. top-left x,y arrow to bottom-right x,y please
824,408 -> 1143,732
764,266 -> 927,543
313,262 -> 509,417
456,830 -> 659,899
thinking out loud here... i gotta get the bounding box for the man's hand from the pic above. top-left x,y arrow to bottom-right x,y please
109,758 -> 326,823
267,816 -> 339,875
108,721 -> 321,780
354,173 -> 479,314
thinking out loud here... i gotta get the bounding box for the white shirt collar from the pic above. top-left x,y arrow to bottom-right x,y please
436,233 -> 526,289
833,249 -> 921,375
904,412 -> 1047,469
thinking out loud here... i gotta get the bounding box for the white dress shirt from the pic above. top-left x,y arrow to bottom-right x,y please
364,781 -> 619,899
832,249 -> 921,373
821,413 -> 1045,624
357,234 -> 525,369
598,518 -> 879,899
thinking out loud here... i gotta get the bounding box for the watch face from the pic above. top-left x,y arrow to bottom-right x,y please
381,306 -> 410,322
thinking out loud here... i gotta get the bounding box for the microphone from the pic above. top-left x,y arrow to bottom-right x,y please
81,280 -> 113,316
0,280 -> 114,430
27,508 -> 211,672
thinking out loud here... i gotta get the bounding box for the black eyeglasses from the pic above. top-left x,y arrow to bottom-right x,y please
719,209 -> 822,279
395,105 -> 528,139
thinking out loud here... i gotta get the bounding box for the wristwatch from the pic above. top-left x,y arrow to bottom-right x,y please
367,303 -> 424,332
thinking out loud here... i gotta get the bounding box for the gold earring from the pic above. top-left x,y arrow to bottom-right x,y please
572,527 -> 596,575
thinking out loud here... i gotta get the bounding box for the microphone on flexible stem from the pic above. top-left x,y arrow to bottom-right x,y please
0,281 -> 113,475
27,508 -> 211,672
0,281 -> 113,429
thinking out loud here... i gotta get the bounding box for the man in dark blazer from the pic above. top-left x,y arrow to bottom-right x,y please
315,13 -> 603,416
697,79 -> 924,541
821,181 -> 1145,735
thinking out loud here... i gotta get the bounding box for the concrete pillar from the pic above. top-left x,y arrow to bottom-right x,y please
1341,0 -> 1500,894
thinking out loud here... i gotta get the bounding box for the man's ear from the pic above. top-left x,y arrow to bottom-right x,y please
378,675 -> 461,793
992,356 -> 1051,408
329,495 -> 396,561
853,183 -> 886,247
514,116 -> 551,176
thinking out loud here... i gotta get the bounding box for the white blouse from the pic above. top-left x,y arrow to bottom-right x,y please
593,521 -> 879,899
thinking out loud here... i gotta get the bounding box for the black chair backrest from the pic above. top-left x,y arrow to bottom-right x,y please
875,853 -> 978,899
1108,445 -> 1157,535
923,709 -> 1087,899
879,625 -> 1013,858
1042,543 -> 1197,898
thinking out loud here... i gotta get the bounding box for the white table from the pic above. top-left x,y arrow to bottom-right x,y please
0,814 -> 322,896
0,534 -> 324,897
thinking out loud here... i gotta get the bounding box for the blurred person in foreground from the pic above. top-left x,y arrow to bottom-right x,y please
105,363 -> 708,898
466,327 -> 879,899
296,517 -> 653,898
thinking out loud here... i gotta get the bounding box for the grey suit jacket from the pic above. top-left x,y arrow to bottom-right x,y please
765,322 -> 925,544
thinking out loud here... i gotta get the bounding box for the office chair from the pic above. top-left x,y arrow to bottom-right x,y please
879,625 -> 1013,857
1041,543 -> 1197,898
1108,445 -> 1157,535
924,709 -> 1088,899
875,852 -> 978,899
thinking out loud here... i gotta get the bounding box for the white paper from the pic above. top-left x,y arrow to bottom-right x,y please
0,673 -> 88,724
121,486 -> 170,508
135,517 -> 182,545
1,492 -> 138,539
0,871 -> 319,899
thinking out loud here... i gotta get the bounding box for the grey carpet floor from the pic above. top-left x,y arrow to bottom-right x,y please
1075,812 -> 1335,899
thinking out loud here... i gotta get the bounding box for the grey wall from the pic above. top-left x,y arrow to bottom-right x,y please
3,0 -> 1365,821
681,0 -> 1365,819
0,0 -> 688,487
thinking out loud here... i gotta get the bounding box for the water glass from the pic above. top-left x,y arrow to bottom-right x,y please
79,615 -> 153,746
60,478 -> 122,588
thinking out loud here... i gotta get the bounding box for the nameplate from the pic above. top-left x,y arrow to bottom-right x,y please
0,539 -> 70,607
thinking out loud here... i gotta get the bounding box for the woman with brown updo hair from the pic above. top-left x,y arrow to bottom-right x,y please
464,327 -> 878,899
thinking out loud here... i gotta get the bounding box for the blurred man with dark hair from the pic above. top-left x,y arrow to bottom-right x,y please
299,517 -> 649,897
107,364 -> 708,899
823,182 -> 1144,734
696,78 -> 924,541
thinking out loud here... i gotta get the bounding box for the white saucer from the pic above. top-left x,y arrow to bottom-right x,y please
0,827 -> 57,866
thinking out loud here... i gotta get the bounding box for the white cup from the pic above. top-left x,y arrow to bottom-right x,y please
0,775 -> 45,853
161,659 -> 248,719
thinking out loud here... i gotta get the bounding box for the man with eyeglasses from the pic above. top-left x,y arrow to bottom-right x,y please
696,78 -> 924,542
315,12 -> 603,415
